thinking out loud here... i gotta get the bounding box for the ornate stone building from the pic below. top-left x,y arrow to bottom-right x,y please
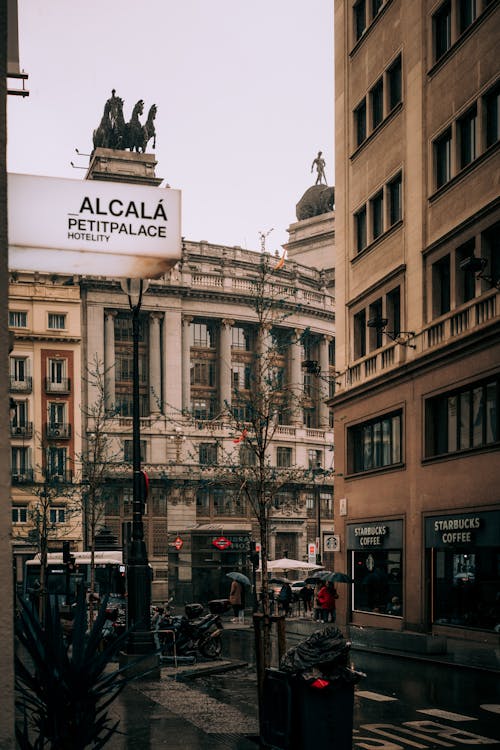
81,240 -> 336,602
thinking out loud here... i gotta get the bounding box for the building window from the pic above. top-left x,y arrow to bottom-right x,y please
196,488 -> 210,514
458,105 -> 477,169
199,443 -> 218,465
355,205 -> 367,253
308,449 -> 323,470
232,326 -> 251,350
353,309 -> 367,360
240,444 -> 256,466
191,361 -> 216,387
432,255 -> 451,317
348,411 -> 402,473
388,173 -> 402,225
481,222 -> 500,287
354,0 -> 366,41
48,313 -> 66,330
9,311 -> 27,328
388,55 -> 402,110
48,447 -> 67,480
434,1 -> 452,61
459,0 -> 477,33
123,440 -> 146,462
371,0 -> 384,17
192,399 -> 216,420
49,507 -> 66,524
11,356 -> 28,382
386,287 -> 401,338
191,322 -> 214,348
425,377 -> 499,457
276,446 -> 292,468
12,507 -> 28,523
368,298 -> 384,349
371,191 -> 384,240
370,79 -> 384,130
11,447 -> 30,478
11,399 -> 29,431
435,128 -> 452,189
232,364 -> 251,390
485,83 -> 499,148
355,99 -> 367,146
456,240 -> 477,304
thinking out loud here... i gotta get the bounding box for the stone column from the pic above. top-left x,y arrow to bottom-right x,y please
182,316 -> 193,413
289,329 -> 303,426
163,309 -> 182,418
319,335 -> 331,428
104,310 -> 117,411
219,319 -> 233,413
149,312 -> 162,414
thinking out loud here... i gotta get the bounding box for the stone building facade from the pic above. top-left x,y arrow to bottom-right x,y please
81,240 -> 336,602
332,0 -> 499,639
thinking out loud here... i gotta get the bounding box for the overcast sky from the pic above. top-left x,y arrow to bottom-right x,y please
7,0 -> 334,254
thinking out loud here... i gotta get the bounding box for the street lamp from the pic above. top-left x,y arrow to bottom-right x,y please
120,278 -> 154,655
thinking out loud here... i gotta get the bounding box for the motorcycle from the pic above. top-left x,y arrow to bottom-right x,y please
157,600 -> 228,660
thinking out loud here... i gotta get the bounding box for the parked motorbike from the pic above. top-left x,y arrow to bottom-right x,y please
157,600 -> 229,659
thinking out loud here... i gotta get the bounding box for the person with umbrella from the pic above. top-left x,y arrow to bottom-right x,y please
227,572 -> 248,622
317,581 -> 339,623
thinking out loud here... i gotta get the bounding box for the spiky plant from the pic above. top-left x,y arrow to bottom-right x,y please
15,590 -> 137,749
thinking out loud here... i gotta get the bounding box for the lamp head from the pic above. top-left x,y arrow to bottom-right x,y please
120,278 -> 150,309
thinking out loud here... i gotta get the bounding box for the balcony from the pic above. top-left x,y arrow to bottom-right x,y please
45,377 -> 71,394
11,469 -> 34,484
47,470 -> 73,484
10,421 -> 33,438
10,376 -> 32,393
46,422 -> 71,439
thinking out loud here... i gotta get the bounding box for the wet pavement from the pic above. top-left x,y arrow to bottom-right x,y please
104,619 -> 500,749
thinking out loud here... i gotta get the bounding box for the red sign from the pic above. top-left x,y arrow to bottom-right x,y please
173,536 -> 183,551
212,536 -> 232,550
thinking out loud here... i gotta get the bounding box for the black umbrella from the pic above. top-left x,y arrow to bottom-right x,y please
305,571 -> 352,585
226,571 -> 251,586
269,577 -> 292,585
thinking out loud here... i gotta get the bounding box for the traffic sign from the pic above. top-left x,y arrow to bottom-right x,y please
173,536 -> 183,551
212,536 -> 232,550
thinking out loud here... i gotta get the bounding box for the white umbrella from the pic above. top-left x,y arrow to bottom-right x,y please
265,558 -> 324,571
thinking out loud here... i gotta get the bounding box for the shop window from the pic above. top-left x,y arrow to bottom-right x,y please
355,205 -> 367,253
388,55 -> 402,111
432,254 -> 451,316
348,411 -> 402,474
276,446 -> 292,468
434,0 -> 452,61
355,100 -> 367,147
388,172 -> 402,225
434,128 -> 452,189
425,377 -> 499,457
352,549 -> 403,615
199,443 -> 218,465
9,311 -> 27,328
370,79 -> 384,130
458,105 -> 477,169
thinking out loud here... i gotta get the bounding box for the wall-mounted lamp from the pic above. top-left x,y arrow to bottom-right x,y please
367,316 -> 416,349
302,360 -> 344,385
459,256 -> 500,290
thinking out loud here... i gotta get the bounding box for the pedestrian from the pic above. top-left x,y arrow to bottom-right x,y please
229,578 -> 244,622
317,582 -> 339,623
299,583 -> 314,614
278,582 -> 293,617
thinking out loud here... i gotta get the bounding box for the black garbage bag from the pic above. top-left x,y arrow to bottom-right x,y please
280,626 -> 365,684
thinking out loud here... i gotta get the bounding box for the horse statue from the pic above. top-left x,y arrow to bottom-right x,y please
93,89 -> 126,150
139,103 -> 157,153
123,99 -> 144,152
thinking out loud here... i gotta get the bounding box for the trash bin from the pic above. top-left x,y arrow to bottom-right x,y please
261,626 -> 365,750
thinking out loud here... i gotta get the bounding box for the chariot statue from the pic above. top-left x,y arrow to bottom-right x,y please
92,90 -> 157,153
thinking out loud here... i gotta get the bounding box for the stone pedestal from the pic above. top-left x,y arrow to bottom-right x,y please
86,147 -> 163,186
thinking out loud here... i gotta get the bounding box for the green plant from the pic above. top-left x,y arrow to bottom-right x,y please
15,590 -> 136,749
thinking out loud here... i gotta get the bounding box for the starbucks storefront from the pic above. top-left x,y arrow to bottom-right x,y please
425,510 -> 500,634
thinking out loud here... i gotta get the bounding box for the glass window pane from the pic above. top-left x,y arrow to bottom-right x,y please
459,392 -> 471,449
485,382 -> 497,444
447,395 -> 457,452
472,386 -> 484,447
362,425 -> 373,469
391,414 -> 401,463
373,421 -> 382,467
381,419 -> 391,465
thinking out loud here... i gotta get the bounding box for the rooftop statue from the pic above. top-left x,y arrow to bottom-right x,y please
92,90 -> 157,153
311,150 -> 327,186
296,184 -> 335,221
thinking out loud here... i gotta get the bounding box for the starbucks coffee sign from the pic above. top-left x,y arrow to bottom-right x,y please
8,173 -> 182,278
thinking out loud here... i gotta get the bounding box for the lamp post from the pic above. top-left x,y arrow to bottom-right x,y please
120,278 -> 154,655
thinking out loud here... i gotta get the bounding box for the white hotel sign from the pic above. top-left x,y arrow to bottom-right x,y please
8,173 -> 182,278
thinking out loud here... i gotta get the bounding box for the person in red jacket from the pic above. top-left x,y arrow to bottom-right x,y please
317,582 -> 339,623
